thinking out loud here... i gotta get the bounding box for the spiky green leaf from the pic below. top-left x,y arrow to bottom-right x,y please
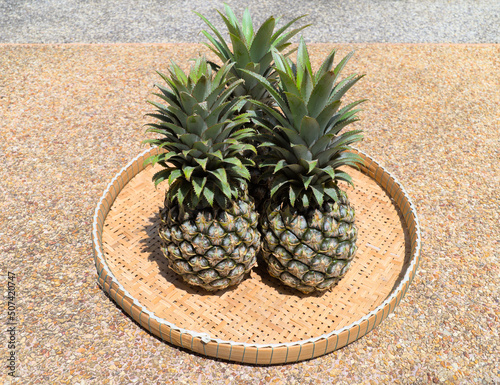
335,171 -> 354,186
274,159 -> 287,173
307,70 -> 336,118
195,157 -> 208,170
270,175 -> 289,197
324,187 -> 339,202
182,166 -> 196,181
168,169 -> 183,185
193,176 -> 207,198
152,169 -> 171,187
203,186 -> 215,206
249,16 -> 275,61
310,185 -> 325,206
176,182 -> 190,206
239,69 -> 291,117
301,174 -> 314,190
241,8 -> 254,44
299,116 -> 321,147
296,37 -> 313,87
289,185 -> 298,206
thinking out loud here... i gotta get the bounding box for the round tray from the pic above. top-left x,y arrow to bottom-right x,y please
92,147 -> 420,365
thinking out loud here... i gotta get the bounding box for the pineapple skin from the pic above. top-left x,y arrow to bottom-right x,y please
159,194 -> 261,291
261,190 -> 358,294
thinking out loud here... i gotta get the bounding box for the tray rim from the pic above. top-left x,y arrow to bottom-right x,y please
91,147 -> 421,364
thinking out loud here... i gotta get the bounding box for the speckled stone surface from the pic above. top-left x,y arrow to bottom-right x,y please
1,43 -> 499,384
1,0 -> 499,43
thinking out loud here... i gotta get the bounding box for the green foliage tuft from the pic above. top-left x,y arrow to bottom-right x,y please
143,57 -> 256,212
242,37 -> 366,211
195,4 -> 309,108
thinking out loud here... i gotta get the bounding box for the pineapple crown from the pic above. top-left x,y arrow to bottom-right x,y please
195,4 -> 309,104
143,57 -> 257,211
242,37 -> 366,211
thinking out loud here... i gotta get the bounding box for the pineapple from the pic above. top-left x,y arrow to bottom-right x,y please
143,58 -> 261,291
243,38 -> 366,293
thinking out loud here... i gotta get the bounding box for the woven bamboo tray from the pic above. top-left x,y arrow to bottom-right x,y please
92,147 -> 420,365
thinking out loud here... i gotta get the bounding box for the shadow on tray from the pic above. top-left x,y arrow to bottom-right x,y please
138,211 -> 321,299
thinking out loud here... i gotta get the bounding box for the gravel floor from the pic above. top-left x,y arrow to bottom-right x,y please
1,43 -> 499,383
1,0 -> 499,43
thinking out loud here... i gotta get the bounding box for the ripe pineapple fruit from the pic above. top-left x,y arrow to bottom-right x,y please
143,58 -> 261,291
243,38 -> 366,293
